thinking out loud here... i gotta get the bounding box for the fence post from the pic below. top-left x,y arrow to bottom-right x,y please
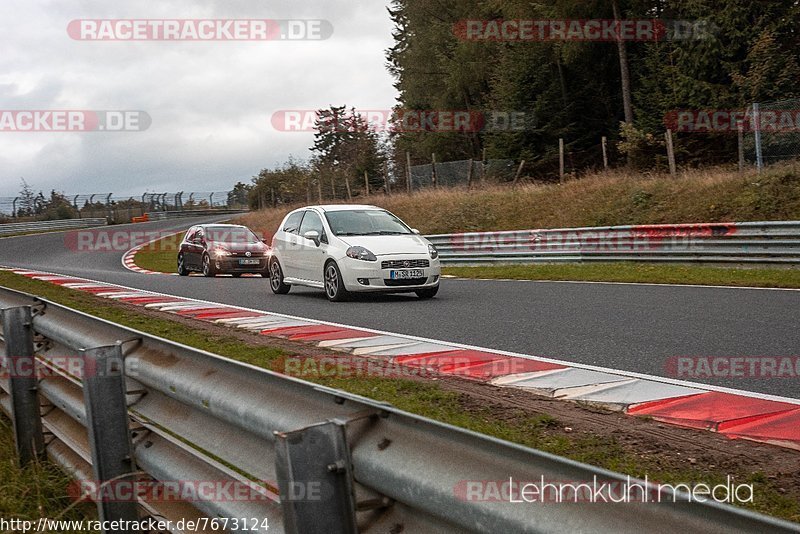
602,136 -> 608,169
344,174 -> 352,200
406,151 -> 413,194
753,103 -> 763,172
364,170 -> 369,196
431,153 -> 438,188
559,139 -> 565,182
466,158 -> 474,189
275,421 -> 358,534
1,306 -> 44,466
12,197 -> 18,219
481,148 -> 486,186
209,193 -> 214,208
665,129 -> 677,176
738,122 -> 745,173
89,194 -> 97,218
383,163 -> 391,196
81,344 -> 139,525
512,160 -> 525,187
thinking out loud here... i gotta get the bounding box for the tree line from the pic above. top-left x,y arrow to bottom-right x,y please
248,106 -> 388,209
386,0 -> 800,174
247,0 -> 800,207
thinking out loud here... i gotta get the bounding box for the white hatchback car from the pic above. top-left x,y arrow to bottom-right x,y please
269,205 -> 441,301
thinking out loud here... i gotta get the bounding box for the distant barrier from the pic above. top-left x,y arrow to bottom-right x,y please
427,221 -> 800,266
0,218 -> 107,237
144,209 -> 249,221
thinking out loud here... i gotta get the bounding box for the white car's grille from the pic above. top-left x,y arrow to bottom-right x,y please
381,259 -> 430,269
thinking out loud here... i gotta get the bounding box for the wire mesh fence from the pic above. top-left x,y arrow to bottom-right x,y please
0,190 -> 238,224
743,99 -> 800,168
409,159 -> 517,189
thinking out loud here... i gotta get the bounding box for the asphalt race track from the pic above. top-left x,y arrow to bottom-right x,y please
1,216 -> 798,398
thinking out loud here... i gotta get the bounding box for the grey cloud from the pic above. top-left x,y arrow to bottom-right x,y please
0,0 -> 396,197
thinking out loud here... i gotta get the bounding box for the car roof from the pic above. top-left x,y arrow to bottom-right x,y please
302,205 -> 382,212
198,223 -> 248,228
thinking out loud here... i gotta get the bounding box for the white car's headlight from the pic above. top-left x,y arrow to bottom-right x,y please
428,244 -> 439,259
346,246 -> 377,261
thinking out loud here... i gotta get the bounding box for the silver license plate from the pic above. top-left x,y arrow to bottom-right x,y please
390,269 -> 424,279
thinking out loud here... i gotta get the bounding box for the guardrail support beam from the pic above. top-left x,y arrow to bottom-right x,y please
1,305 -> 45,466
275,421 -> 358,534
81,344 -> 139,527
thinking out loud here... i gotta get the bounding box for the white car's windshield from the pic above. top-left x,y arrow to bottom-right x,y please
325,210 -> 412,236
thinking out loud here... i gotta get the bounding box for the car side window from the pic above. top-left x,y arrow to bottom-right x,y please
299,211 -> 327,242
282,211 -> 304,234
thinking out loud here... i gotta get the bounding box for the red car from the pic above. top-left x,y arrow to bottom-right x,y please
178,224 -> 270,277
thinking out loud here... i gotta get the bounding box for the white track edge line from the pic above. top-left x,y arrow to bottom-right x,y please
445,277 -> 800,292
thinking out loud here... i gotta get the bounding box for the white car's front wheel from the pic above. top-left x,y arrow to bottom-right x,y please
324,261 -> 348,302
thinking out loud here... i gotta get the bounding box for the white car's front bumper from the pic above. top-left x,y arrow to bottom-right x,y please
340,255 -> 441,292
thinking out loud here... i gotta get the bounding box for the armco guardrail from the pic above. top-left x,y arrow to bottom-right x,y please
145,209 -> 249,221
0,218 -> 107,237
1,288 -> 798,533
427,221 -> 800,266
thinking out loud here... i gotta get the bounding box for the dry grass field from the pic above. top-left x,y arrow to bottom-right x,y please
235,162 -> 800,235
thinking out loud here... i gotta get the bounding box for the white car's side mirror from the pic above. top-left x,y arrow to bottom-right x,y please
411,229 -> 421,235
303,230 -> 321,246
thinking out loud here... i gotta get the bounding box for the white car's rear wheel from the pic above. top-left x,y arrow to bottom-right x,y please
270,258 -> 291,294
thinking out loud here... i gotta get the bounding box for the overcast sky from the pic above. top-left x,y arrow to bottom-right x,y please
0,0 -> 397,198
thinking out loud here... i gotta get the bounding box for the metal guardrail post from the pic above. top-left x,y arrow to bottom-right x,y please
1,305 -> 45,466
275,421 -> 358,534
81,343 -> 139,527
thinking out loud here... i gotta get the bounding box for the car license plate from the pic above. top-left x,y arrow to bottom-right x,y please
239,259 -> 260,265
390,269 -> 424,279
